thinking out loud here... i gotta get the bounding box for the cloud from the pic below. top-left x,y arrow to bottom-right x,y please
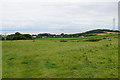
1,0 -> 118,34
2,0 -> 120,2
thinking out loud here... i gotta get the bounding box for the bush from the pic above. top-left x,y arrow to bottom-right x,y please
60,39 -> 68,42
0,35 -> 5,40
2,37 -> 5,40
85,38 -> 102,42
103,37 -> 106,39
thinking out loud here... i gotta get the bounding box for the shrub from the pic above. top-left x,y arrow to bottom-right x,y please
85,38 -> 102,42
103,37 -> 106,39
0,35 -> 6,40
21,61 -> 28,64
60,39 -> 68,42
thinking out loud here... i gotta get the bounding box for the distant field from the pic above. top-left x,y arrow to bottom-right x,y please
2,34 -> 118,78
36,34 -> 118,40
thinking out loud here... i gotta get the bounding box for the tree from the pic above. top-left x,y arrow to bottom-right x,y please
6,34 -> 15,40
15,32 -> 21,35
37,33 -> 50,38
60,33 -> 64,37
23,34 -> 32,39
12,35 -> 26,40
0,35 -> 5,40
6,32 -> 33,40
13,32 -> 26,40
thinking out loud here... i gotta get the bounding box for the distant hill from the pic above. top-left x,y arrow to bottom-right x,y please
83,29 -> 119,33
76,29 -> 119,37
36,29 -> 119,38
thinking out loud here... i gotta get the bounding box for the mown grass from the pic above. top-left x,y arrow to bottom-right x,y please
2,34 -> 118,78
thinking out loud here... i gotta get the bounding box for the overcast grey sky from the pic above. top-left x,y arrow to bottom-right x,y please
0,0 -> 119,34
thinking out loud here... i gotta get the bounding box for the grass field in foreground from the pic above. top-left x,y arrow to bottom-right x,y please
2,34 -> 118,78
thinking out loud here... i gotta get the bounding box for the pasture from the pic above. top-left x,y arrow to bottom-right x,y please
2,34 -> 118,78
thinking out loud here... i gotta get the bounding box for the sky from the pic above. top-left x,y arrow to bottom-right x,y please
0,0 -> 119,34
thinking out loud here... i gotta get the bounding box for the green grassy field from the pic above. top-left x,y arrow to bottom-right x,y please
2,34 -> 118,78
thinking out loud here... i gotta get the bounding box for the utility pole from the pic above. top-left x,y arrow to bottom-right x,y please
113,18 -> 115,30
4,33 -> 7,40
119,2 -> 120,31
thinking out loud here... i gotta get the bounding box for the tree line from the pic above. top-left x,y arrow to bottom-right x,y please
0,29 -> 119,40
1,32 -> 33,40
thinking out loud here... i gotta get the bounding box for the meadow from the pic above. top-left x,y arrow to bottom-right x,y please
2,34 -> 118,78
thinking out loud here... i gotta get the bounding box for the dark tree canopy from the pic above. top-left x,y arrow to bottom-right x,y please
15,32 -> 21,35
23,34 -> 32,39
5,32 -> 32,40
